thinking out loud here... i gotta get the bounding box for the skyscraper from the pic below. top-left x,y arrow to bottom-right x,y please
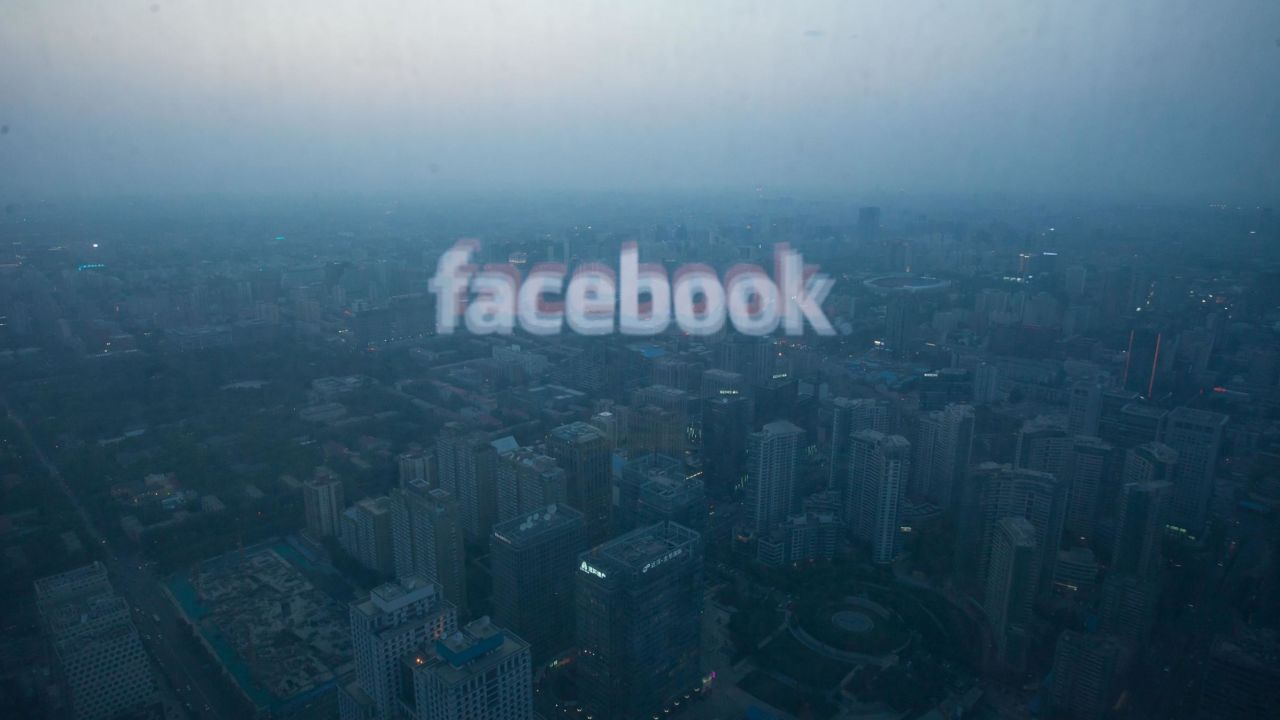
1063,436 -> 1117,543
1048,630 -> 1121,720
436,424 -> 501,543
637,471 -> 707,534
1111,480 -> 1172,578
1068,380 -> 1104,436
984,516 -> 1039,675
830,397 -> 890,491
404,616 -> 533,720
745,420 -> 804,535
1198,629 -> 1280,720
617,453 -> 685,532
1164,407 -> 1228,535
490,504 -> 586,663
847,430 -> 911,564
546,421 -> 613,545
701,394 -> 752,498
495,445 -> 566,524
348,495 -> 395,575
912,403 -> 974,509
390,481 -> 468,612
304,469 -> 345,538
957,463 -> 1068,598
339,576 -> 458,720
576,522 -> 704,720
1014,415 -> 1072,478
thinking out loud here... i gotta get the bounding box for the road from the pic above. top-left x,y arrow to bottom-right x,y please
3,398 -> 242,720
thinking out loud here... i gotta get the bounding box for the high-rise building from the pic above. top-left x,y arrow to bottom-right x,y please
1198,628 -> 1280,720
495,446 -> 566,524
546,421 -> 613,545
756,512 -> 840,567
701,394 -> 752,498
1068,380 -> 1104,437
398,449 -> 433,489
912,403 -> 974,509
490,504 -> 586,663
699,368 -> 746,398
1123,442 -> 1178,486
404,617 -> 533,720
1063,436 -> 1117,543
34,563 -> 157,720
346,496 -> 395,575
973,362 -> 1000,404
984,516 -> 1039,675
830,397 -> 891,491
1015,415 -> 1072,478
884,293 -> 918,358
745,420 -> 804,535
617,453 -> 685,532
304,470 -> 345,538
847,430 -> 911,564
436,424 -> 501,543
339,576 -> 457,720
1164,407 -> 1228,535
1048,630 -> 1121,720
1098,394 -> 1167,449
576,522 -> 704,720
957,463 -> 1068,598
1111,481 -> 1172,579
390,481 -> 468,612
637,471 -> 707,534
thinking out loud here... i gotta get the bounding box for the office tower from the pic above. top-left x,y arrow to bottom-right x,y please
857,205 -> 881,241
34,563 -> 157,720
404,617 -> 533,720
957,463 -> 1068,597
984,517 -> 1039,675
490,504 -> 586,663
617,453 -> 685,532
339,577 -> 458,720
884,293 -> 918,358
973,362 -> 1000,404
919,368 -> 973,411
756,512 -> 840,567
1051,546 -> 1099,595
1111,480 -> 1171,578
650,356 -> 701,393
745,420 -> 804,535
1122,325 -> 1174,398
1048,630 -> 1121,720
1098,573 -> 1159,644
1198,629 -> 1280,720
699,368 -> 746,398
576,522 -> 704,720
1068,380 -> 1104,436
912,403 -> 975,508
398,449 -> 433,488
390,482 -> 468,612
1015,415 -> 1072,478
628,403 -> 686,458
847,430 -> 911,564
304,470 -> 345,538
495,446 -> 566,524
637,471 -> 707,534
1164,407 -> 1228,535
1098,393 -> 1168,449
546,421 -> 613,545
436,424 -> 500,543
830,397 -> 891,490
1124,441 -> 1178,481
701,394 -> 752,498
346,496 -> 395,575
753,374 -> 798,422
629,381 -> 691,453
1064,436 -> 1117,543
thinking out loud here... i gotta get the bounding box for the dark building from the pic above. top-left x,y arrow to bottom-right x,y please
546,422 -> 613,546
576,522 -> 704,720
700,395 -> 752,499
490,504 -> 586,663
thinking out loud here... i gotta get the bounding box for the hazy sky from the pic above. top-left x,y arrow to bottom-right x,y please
2,1 -> 1278,201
